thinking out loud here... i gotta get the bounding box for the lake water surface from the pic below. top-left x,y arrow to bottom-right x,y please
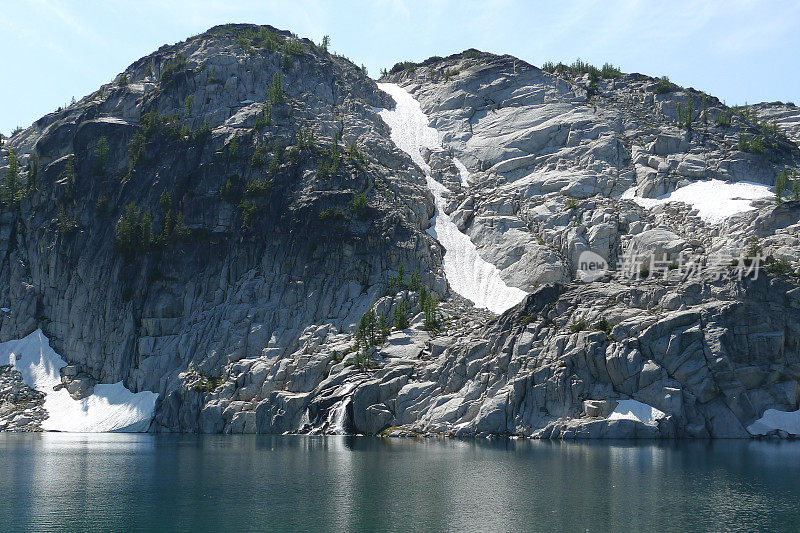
1,434 -> 799,532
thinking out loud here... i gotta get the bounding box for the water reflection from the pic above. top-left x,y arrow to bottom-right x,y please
1,434 -> 799,532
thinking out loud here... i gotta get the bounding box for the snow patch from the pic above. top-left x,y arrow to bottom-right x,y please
377,83 -> 527,314
747,408 -> 800,436
1,329 -> 158,432
621,180 -> 773,224
453,157 -> 470,187
607,399 -> 666,426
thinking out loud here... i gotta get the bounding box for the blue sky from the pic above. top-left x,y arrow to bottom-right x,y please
2,0 -> 799,135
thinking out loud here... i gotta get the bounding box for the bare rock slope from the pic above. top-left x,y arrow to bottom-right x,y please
2,31 -> 800,438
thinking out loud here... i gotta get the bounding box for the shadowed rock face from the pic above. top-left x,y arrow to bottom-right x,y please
2,31 -> 800,438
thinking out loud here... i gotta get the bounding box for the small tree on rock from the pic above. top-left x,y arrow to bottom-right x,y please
2,150 -> 21,206
115,202 -> 141,261
268,72 -> 284,105
392,300 -> 410,330
775,169 -> 788,204
93,136 -> 109,176
356,309 -> 378,347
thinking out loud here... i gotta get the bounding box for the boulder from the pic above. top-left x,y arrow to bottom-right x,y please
649,133 -> 688,156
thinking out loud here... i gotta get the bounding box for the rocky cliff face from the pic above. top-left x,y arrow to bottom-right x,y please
0,24 -> 442,432
2,28 -> 799,438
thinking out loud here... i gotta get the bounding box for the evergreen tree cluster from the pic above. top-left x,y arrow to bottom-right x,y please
114,190 -> 189,262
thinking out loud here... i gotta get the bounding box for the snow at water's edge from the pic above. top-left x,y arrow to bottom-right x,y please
621,180 -> 774,224
376,83 -> 527,314
2,329 -> 158,432
607,399 -> 666,426
747,408 -> 800,436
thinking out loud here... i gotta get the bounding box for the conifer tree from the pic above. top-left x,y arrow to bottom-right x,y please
775,169 -> 788,204
2,150 -> 21,205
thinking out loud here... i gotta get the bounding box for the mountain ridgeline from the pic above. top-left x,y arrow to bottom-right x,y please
2,24 -> 800,438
